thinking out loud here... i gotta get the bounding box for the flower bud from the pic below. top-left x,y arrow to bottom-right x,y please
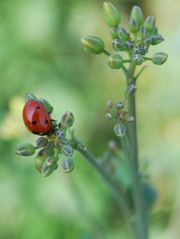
112,39 -> 125,51
41,161 -> 57,177
130,6 -> 144,26
108,54 -> 123,69
81,36 -> 105,54
105,113 -> 112,120
106,100 -> 113,109
150,35 -> 164,45
63,145 -> 73,157
61,158 -> 74,173
39,98 -> 53,114
16,143 -> 35,156
125,41 -> 134,50
35,155 -> 46,173
116,101 -> 123,109
113,123 -> 126,137
61,111 -> 74,128
151,26 -> 158,35
110,27 -> 119,39
103,2 -> 121,27
36,137 -> 48,148
117,27 -> 130,41
138,26 -> 147,39
144,16 -> 155,32
128,19 -> 139,33
152,52 -> 168,65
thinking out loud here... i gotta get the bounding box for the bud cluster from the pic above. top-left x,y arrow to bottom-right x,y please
106,99 -> 131,138
81,2 -> 168,67
16,94 -> 75,177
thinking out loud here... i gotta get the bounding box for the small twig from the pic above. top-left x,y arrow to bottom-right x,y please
134,65 -> 148,81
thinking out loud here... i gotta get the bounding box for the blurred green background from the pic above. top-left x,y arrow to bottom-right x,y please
0,0 -> 179,238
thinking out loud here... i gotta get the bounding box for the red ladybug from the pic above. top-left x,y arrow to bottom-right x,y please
23,100 -> 52,135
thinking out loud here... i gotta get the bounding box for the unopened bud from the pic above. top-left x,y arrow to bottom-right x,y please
144,16 -> 155,32
81,36 -> 105,54
103,2 -> 121,27
61,111 -> 74,128
117,27 -> 130,41
63,145 -> 73,157
116,101 -> 124,109
114,123 -> 126,137
39,98 -> 53,114
150,35 -> 164,45
16,143 -> 35,156
106,100 -> 113,109
36,137 -> 48,148
61,158 -> 74,173
105,113 -> 112,120
138,26 -> 147,39
132,54 -> 143,65
108,54 -> 123,69
152,52 -> 168,65
128,19 -> 139,33
35,155 -> 46,173
130,5 -> 144,26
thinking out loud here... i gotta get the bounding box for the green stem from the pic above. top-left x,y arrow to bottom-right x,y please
127,63 -> 148,239
70,137 -> 136,237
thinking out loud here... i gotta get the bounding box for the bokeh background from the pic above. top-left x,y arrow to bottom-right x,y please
0,0 -> 180,238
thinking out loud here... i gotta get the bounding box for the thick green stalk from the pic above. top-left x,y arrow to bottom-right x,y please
127,63 -> 148,239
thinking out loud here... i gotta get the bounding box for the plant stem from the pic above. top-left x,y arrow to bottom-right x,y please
127,63 -> 148,239
70,137 -> 136,236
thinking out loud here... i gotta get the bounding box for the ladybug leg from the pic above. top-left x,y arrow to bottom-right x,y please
51,119 -> 57,128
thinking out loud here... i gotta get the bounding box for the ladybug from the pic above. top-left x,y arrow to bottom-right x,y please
22,100 -> 52,135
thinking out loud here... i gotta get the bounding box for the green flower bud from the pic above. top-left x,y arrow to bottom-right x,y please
114,123 -> 126,137
16,143 -> 35,156
105,112 -> 112,120
41,156 -> 58,177
26,93 -> 38,102
35,154 -> 46,173
103,2 -> 121,27
61,158 -> 74,173
144,16 -> 155,32
39,98 -> 53,114
36,137 -> 48,148
124,41 -> 134,50
63,145 -> 73,157
117,27 -> 130,41
152,52 -> 168,65
61,111 -> 74,128
138,26 -> 147,39
110,27 -> 119,39
150,35 -> 164,45
151,26 -> 158,35
108,54 -> 123,69
130,5 -> 144,26
81,36 -> 105,54
106,99 -> 113,109
128,19 -> 139,33
112,39 -> 125,51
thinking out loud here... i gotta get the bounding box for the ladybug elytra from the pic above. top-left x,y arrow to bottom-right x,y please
23,100 -> 52,135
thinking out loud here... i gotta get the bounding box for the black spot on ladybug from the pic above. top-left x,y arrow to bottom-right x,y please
32,121 -> 37,125
44,119 -> 49,124
36,106 -> 40,110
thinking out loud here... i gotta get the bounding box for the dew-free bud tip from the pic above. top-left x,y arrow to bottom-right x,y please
152,52 -> 168,65
16,143 -> 35,156
103,2 -> 121,27
144,16 -> 155,32
130,5 -> 144,26
81,36 -> 105,54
